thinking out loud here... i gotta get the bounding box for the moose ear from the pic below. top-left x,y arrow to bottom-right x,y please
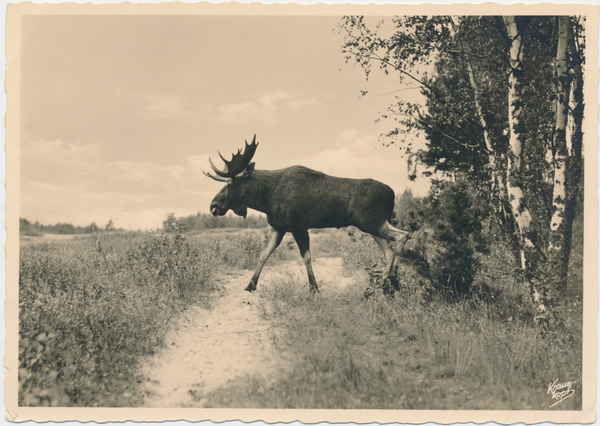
244,162 -> 256,175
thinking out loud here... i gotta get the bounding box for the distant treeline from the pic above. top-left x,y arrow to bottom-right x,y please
20,212 -> 269,236
20,218 -> 118,236
163,212 -> 268,233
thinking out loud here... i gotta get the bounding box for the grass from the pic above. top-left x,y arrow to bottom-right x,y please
18,227 -> 583,409
19,232 -> 220,407
18,228 -> 303,407
204,232 -> 583,410
191,228 -> 300,268
205,278 -> 582,409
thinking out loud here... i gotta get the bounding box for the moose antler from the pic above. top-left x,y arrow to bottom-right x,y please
202,169 -> 229,182
203,135 -> 258,181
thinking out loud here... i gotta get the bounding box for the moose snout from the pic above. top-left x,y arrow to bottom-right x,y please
210,202 -> 227,217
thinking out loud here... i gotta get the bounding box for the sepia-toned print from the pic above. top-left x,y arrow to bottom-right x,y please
5,2 -> 598,424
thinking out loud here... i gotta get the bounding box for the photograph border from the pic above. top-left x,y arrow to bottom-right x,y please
5,2 -> 598,424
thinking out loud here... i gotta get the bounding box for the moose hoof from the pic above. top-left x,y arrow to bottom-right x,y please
383,289 -> 395,299
390,276 -> 400,291
245,283 -> 256,292
383,278 -> 399,298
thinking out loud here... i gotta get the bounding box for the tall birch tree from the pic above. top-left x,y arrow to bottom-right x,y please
546,16 -> 571,296
503,16 -> 551,321
339,15 -> 586,326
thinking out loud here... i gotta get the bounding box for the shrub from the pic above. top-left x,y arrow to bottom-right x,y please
163,212 -> 269,233
124,233 -> 218,301
19,233 -> 218,406
204,230 -> 297,270
394,189 -> 428,232
341,229 -> 385,272
401,179 -> 492,297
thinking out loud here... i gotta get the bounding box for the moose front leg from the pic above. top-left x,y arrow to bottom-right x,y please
291,229 -> 319,294
245,227 -> 285,292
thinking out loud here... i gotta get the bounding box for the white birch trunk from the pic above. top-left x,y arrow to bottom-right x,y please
563,17 -> 584,293
503,17 -> 533,247
502,16 -> 545,313
542,15 -> 572,301
550,16 -> 570,240
567,64 -> 583,157
567,19 -> 584,161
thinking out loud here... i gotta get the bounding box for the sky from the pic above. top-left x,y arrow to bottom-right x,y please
20,14 -> 431,230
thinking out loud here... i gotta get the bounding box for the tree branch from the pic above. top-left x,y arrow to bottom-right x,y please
446,49 -> 502,67
390,110 -> 488,153
341,48 -> 436,93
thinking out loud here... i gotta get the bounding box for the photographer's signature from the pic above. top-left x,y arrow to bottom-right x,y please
548,378 -> 576,407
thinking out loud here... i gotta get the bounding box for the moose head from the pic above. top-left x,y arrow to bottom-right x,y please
203,135 -> 259,219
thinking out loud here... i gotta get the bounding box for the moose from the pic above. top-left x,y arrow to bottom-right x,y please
203,135 -> 410,294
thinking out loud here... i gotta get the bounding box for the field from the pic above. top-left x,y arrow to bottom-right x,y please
18,228 -> 583,409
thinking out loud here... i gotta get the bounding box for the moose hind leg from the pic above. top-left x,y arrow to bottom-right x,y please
379,222 -> 410,253
373,236 -> 400,294
245,227 -> 285,292
291,229 -> 319,293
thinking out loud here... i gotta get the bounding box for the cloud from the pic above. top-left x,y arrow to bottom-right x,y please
219,91 -> 321,126
20,139 -> 219,229
22,139 -> 101,177
140,92 -> 198,121
295,129 -> 431,197
113,87 -> 200,122
185,153 -> 214,171
22,139 -> 211,187
21,181 -> 153,228
287,97 -> 320,111
21,178 -> 207,230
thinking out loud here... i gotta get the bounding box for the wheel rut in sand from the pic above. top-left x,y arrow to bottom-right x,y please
141,257 -> 355,407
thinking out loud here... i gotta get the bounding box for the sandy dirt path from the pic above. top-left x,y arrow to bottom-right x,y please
142,257 -> 354,408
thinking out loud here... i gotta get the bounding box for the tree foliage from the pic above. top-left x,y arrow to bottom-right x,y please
339,15 -> 586,325
396,179 -> 494,297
